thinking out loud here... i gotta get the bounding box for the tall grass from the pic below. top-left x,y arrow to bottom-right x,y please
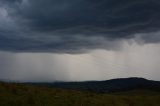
0,82 -> 160,106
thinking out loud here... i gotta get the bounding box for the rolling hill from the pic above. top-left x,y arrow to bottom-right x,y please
27,77 -> 160,93
0,77 -> 160,106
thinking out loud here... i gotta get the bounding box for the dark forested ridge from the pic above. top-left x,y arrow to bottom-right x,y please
25,77 -> 160,92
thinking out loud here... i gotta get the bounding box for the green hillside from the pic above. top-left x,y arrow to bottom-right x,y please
0,82 -> 160,106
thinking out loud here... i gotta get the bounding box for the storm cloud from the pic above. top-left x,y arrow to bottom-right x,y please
0,0 -> 160,53
1,0 -> 160,82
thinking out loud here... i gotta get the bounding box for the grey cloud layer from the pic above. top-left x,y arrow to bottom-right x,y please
0,0 -> 160,53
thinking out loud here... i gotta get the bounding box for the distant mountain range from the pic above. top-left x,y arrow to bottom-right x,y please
26,77 -> 160,93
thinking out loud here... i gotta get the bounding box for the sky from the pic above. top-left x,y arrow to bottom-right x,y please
0,0 -> 160,82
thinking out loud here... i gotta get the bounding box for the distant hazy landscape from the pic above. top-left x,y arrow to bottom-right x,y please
0,78 -> 160,106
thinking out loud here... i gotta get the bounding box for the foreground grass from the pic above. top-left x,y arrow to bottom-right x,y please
0,82 -> 160,106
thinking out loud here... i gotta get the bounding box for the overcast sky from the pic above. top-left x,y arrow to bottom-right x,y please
0,0 -> 160,82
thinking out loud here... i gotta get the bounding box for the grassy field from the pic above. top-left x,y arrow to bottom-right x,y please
0,82 -> 160,106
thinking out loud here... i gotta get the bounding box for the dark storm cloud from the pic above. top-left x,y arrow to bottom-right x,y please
1,0 -> 160,53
